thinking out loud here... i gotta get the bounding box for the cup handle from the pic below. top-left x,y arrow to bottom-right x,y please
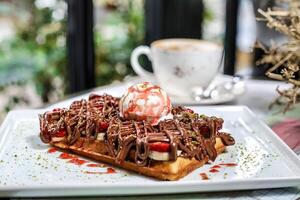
131,46 -> 154,81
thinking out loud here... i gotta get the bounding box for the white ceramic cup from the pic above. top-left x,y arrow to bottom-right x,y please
131,38 -> 223,97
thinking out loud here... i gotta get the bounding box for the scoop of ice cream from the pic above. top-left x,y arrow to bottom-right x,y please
119,82 -> 172,125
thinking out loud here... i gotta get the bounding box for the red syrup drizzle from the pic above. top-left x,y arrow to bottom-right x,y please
107,167 -> 116,173
200,163 -> 237,179
209,168 -> 219,173
47,147 -> 57,153
59,152 -> 76,159
210,165 -> 221,169
84,167 -> 116,175
87,163 -> 107,167
68,158 -> 87,165
219,163 -> 238,167
199,173 -> 209,180
47,148 -> 116,174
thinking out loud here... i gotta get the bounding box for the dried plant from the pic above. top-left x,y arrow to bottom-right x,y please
256,0 -> 300,113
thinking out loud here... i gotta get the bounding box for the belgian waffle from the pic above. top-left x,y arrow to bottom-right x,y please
39,94 -> 234,180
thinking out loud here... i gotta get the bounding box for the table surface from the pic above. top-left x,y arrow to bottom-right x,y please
48,77 -> 285,116
15,77 -> 300,199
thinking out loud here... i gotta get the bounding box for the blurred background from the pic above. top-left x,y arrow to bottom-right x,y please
0,0 -> 282,121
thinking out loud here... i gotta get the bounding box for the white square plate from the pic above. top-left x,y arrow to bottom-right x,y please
0,106 -> 299,197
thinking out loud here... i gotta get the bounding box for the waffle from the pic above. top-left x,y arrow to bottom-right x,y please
39,94 -> 235,180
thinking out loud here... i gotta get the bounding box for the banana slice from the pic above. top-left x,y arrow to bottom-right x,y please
96,133 -> 106,141
149,150 -> 182,161
149,151 -> 170,161
52,137 -> 65,142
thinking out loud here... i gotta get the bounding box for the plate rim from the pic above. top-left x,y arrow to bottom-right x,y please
1,177 -> 300,197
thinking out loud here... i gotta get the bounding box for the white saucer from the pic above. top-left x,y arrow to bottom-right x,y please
170,75 -> 246,105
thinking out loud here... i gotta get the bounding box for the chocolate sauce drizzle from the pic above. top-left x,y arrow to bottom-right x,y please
39,95 -> 235,166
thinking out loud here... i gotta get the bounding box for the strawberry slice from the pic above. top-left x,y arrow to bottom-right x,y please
199,125 -> 209,133
52,108 -> 61,112
199,125 -> 210,137
149,142 -> 170,152
98,121 -> 109,131
186,108 -> 194,113
53,129 -> 66,137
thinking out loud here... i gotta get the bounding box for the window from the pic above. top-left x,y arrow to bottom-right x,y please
0,0 -> 67,120
93,0 -> 144,86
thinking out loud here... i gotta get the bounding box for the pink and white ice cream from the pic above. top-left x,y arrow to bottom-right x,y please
119,82 -> 172,125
